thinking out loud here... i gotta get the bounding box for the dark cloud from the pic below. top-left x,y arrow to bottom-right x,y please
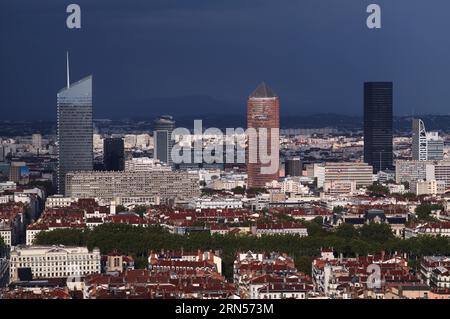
1,0 -> 450,120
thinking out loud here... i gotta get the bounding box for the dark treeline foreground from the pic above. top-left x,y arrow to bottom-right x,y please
34,222 -> 450,278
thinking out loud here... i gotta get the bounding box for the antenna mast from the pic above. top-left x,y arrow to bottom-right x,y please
66,52 -> 70,88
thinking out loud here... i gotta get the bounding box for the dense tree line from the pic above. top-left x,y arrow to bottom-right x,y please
415,203 -> 444,221
34,222 -> 450,278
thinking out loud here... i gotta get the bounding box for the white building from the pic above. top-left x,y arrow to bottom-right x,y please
253,223 -> 308,237
9,245 -> 101,282
0,181 -> 16,192
45,195 -> 77,208
195,197 -> 243,209
0,224 -> 12,247
413,180 -> 446,196
323,162 -> 373,188
306,164 -> 325,188
65,170 -> 199,204
323,180 -> 356,196
124,157 -> 171,172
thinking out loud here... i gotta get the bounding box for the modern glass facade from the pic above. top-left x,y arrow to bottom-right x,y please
154,115 -> 176,166
57,76 -> 93,194
104,137 -> 125,171
363,82 -> 393,173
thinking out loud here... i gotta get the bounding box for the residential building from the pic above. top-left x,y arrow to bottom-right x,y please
65,170 -> 200,204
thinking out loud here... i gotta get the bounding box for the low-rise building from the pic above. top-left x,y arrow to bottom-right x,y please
9,245 -> 101,282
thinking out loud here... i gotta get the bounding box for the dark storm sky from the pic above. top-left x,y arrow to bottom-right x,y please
1,0 -> 450,120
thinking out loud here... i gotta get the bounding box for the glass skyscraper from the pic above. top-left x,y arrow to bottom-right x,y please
363,82 -> 393,173
154,115 -> 176,166
57,75 -> 93,194
104,137 -> 125,171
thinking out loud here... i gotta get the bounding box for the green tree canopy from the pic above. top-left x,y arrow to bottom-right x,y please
133,205 -> 148,217
415,203 -> 443,221
359,223 -> 395,244
335,223 -> 359,240
33,222 -> 450,280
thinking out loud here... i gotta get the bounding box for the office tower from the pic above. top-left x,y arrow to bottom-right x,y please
363,82 -> 393,173
411,118 -> 444,161
154,115 -> 176,166
103,137 -> 125,171
247,83 -> 280,188
285,157 -> 302,177
426,132 -> 444,161
57,54 -> 93,194
412,119 -> 427,161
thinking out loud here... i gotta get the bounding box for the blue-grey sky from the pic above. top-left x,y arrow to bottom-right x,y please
1,0 -> 450,120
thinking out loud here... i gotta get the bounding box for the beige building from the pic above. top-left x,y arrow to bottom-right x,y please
323,180 -> 357,195
9,245 -> 101,282
413,179 -> 446,196
323,162 -> 373,188
65,170 -> 200,204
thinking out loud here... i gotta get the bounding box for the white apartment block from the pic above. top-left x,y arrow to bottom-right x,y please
323,162 -> 373,188
45,195 -> 77,208
9,245 -> 101,282
306,164 -> 325,188
395,160 -> 431,185
194,197 -> 243,209
65,170 -> 200,203
266,178 -> 310,195
0,225 -> 12,247
323,180 -> 357,196
396,160 -> 450,188
124,157 -> 171,172
413,180 -> 446,196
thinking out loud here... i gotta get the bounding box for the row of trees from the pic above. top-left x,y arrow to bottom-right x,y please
415,203 -> 444,221
34,221 -> 450,278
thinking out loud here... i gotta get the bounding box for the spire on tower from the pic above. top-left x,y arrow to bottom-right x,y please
66,52 -> 70,89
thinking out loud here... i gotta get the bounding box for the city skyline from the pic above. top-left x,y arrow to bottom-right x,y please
2,1 -> 450,120
2,1 -> 450,304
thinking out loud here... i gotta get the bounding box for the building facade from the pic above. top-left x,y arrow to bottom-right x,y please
285,157 -> 302,177
323,162 -> 373,188
412,118 -> 427,161
412,119 -> 444,161
247,83 -> 280,188
154,115 -> 176,166
9,245 -> 101,282
103,137 -> 125,171
65,170 -> 200,204
57,74 -> 93,194
363,82 -> 393,173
